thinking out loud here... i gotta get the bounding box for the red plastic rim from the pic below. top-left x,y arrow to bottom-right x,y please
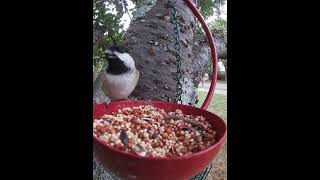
183,0 -> 218,110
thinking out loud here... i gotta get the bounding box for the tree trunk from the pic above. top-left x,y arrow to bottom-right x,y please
220,58 -> 227,82
213,36 -> 227,59
224,67 -> 227,82
93,64 -> 110,104
123,0 -> 211,105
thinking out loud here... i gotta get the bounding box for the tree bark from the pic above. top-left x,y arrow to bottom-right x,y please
122,0 -> 211,105
214,36 -> 227,59
222,59 -> 227,81
218,58 -> 227,82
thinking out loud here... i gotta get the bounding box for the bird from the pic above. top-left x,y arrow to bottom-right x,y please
101,46 -> 140,101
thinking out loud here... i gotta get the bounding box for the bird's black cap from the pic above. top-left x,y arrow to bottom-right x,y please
105,46 -> 129,54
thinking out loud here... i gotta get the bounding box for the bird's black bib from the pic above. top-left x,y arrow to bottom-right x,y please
105,52 -> 130,75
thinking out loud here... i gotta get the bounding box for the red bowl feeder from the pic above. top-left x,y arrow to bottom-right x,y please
94,101 -> 227,180
93,0 -> 226,179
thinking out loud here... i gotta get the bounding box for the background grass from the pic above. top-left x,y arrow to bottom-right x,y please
196,91 -> 227,120
196,91 -> 227,180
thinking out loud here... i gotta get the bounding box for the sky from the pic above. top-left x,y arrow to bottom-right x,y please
208,1 -> 227,22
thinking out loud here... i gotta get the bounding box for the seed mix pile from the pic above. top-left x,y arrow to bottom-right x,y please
93,105 -> 217,157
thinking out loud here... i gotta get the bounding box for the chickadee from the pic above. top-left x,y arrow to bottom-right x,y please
101,46 -> 139,100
